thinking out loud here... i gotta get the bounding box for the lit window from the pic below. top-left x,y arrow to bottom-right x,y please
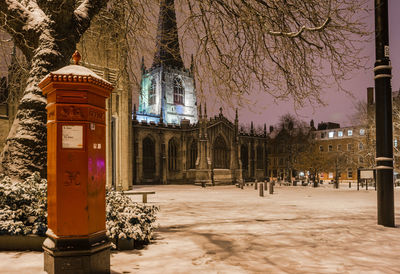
338,131 -> 343,137
348,129 -> 353,136
173,77 -> 184,105
328,145 -> 333,151
359,142 -> 363,150
360,128 -> 365,136
319,145 -> 324,152
395,139 -> 398,148
148,78 -> 156,105
328,131 -> 334,138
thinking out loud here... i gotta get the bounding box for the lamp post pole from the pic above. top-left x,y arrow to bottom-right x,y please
374,0 -> 395,227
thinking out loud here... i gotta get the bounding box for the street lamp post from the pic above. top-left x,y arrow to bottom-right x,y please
374,0 -> 395,227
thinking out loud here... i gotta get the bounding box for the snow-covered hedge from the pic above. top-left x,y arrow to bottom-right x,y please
106,190 -> 158,244
0,173 -> 159,245
0,172 -> 47,236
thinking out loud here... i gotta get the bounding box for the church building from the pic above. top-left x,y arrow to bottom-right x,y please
132,0 -> 268,186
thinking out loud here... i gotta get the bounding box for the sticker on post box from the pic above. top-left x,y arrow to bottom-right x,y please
62,125 -> 83,149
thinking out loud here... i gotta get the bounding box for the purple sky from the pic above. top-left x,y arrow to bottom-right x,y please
206,0 -> 400,129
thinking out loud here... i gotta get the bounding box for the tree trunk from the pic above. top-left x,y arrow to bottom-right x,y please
0,33 -> 72,180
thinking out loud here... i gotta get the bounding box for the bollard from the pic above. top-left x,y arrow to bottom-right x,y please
241,183 -> 244,189
264,181 -> 268,191
268,182 -> 274,194
255,182 -> 258,190
259,183 -> 264,197
349,182 -> 351,188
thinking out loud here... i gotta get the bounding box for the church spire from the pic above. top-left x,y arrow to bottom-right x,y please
152,0 -> 184,69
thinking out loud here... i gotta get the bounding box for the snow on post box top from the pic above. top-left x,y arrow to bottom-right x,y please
38,50 -> 113,96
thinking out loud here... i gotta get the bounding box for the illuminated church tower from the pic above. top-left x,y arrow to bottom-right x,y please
137,0 -> 198,124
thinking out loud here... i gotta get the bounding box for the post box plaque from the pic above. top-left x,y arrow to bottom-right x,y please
62,125 -> 83,149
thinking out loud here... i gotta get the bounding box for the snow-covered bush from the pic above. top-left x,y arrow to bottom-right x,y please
0,172 -> 47,236
106,190 -> 159,244
0,173 -> 159,246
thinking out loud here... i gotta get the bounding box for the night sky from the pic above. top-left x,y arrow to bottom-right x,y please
206,0 -> 400,129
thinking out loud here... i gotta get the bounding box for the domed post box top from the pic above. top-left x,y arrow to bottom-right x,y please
39,64 -> 113,98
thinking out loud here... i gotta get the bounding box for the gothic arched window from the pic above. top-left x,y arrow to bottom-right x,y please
168,139 -> 179,171
188,140 -> 197,169
256,145 -> 264,169
241,144 -> 248,170
143,137 -> 155,178
149,78 -> 156,105
173,77 -> 184,105
213,136 -> 229,169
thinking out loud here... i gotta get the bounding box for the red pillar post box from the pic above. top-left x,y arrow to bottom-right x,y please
39,52 -> 112,274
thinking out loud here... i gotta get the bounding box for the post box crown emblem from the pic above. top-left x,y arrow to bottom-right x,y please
38,50 -> 113,92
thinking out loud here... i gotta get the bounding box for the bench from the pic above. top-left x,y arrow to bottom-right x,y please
124,191 -> 155,203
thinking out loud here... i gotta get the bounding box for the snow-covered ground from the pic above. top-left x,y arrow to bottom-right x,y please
1,183 -> 400,273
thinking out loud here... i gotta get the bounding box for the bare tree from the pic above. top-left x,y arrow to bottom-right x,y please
294,141 -> 332,187
181,0 -> 370,108
351,100 -> 376,169
272,113 -> 309,183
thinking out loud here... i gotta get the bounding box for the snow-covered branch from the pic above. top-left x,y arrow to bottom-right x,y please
73,0 -> 109,36
0,0 -> 49,59
267,17 -> 331,38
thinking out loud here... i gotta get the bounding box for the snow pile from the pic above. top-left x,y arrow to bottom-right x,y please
0,172 -> 47,236
106,190 -> 159,244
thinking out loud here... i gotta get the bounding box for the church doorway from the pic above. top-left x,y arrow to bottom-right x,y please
213,135 -> 229,169
143,137 -> 156,179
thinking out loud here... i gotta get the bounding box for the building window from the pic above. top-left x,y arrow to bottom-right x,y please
337,144 -> 342,151
360,128 -> 365,136
213,136 -> 229,168
338,131 -> 343,137
359,156 -> 364,164
143,137 -> 156,178
359,142 -> 363,150
279,158 -> 284,165
168,139 -> 179,171
347,168 -> 353,178
320,132 -> 325,138
319,145 -> 324,152
257,145 -> 263,169
347,143 -> 353,151
241,144 -> 248,170
348,129 -> 353,136
173,77 -> 184,105
149,78 -> 156,105
328,145 -> 333,152
328,131 -> 334,138
189,140 -> 197,169
395,139 -> 398,148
